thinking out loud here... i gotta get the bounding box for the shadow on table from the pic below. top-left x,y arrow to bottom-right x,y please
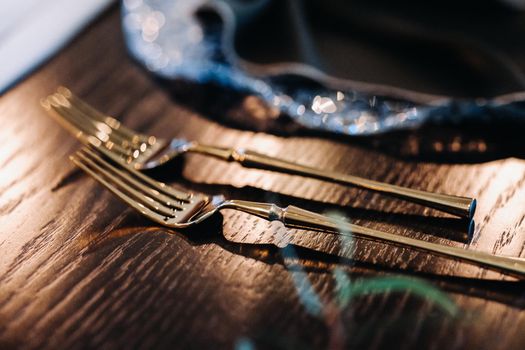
88,213 -> 525,310
159,79 -> 525,163
186,216 -> 525,311
214,238 -> 525,310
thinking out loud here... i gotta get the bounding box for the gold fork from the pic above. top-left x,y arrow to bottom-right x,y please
42,86 -> 476,219
70,145 -> 525,277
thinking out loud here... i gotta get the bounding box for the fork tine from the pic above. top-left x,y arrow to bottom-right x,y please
44,95 -> 134,158
49,93 -> 133,147
53,88 -> 160,164
80,147 -> 187,210
83,145 -> 193,203
59,90 -> 136,143
41,96 -> 102,148
75,148 -> 180,217
57,86 -> 152,144
70,152 -> 171,226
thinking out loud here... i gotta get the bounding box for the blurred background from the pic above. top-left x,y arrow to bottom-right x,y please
3,0 -> 525,161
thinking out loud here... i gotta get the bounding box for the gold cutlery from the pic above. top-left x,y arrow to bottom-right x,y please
70,145 -> 524,277
42,87 -> 476,219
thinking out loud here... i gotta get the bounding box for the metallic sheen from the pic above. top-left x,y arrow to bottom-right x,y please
42,87 -> 476,219
71,145 -> 525,278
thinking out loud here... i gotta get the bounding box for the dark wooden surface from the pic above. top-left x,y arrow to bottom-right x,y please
1,6 -> 525,350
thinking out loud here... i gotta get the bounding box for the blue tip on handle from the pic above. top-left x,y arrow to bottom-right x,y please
469,199 -> 477,220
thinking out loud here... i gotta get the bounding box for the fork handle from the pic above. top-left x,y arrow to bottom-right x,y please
220,200 -> 524,277
191,144 -> 476,219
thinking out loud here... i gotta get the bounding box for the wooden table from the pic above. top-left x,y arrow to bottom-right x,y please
1,6 -> 525,349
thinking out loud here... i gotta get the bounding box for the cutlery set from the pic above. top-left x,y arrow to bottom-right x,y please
41,87 -> 525,277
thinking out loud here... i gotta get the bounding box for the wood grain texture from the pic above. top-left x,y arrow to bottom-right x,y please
1,6 -> 525,350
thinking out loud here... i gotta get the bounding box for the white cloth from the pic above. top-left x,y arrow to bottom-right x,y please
0,0 -> 114,94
